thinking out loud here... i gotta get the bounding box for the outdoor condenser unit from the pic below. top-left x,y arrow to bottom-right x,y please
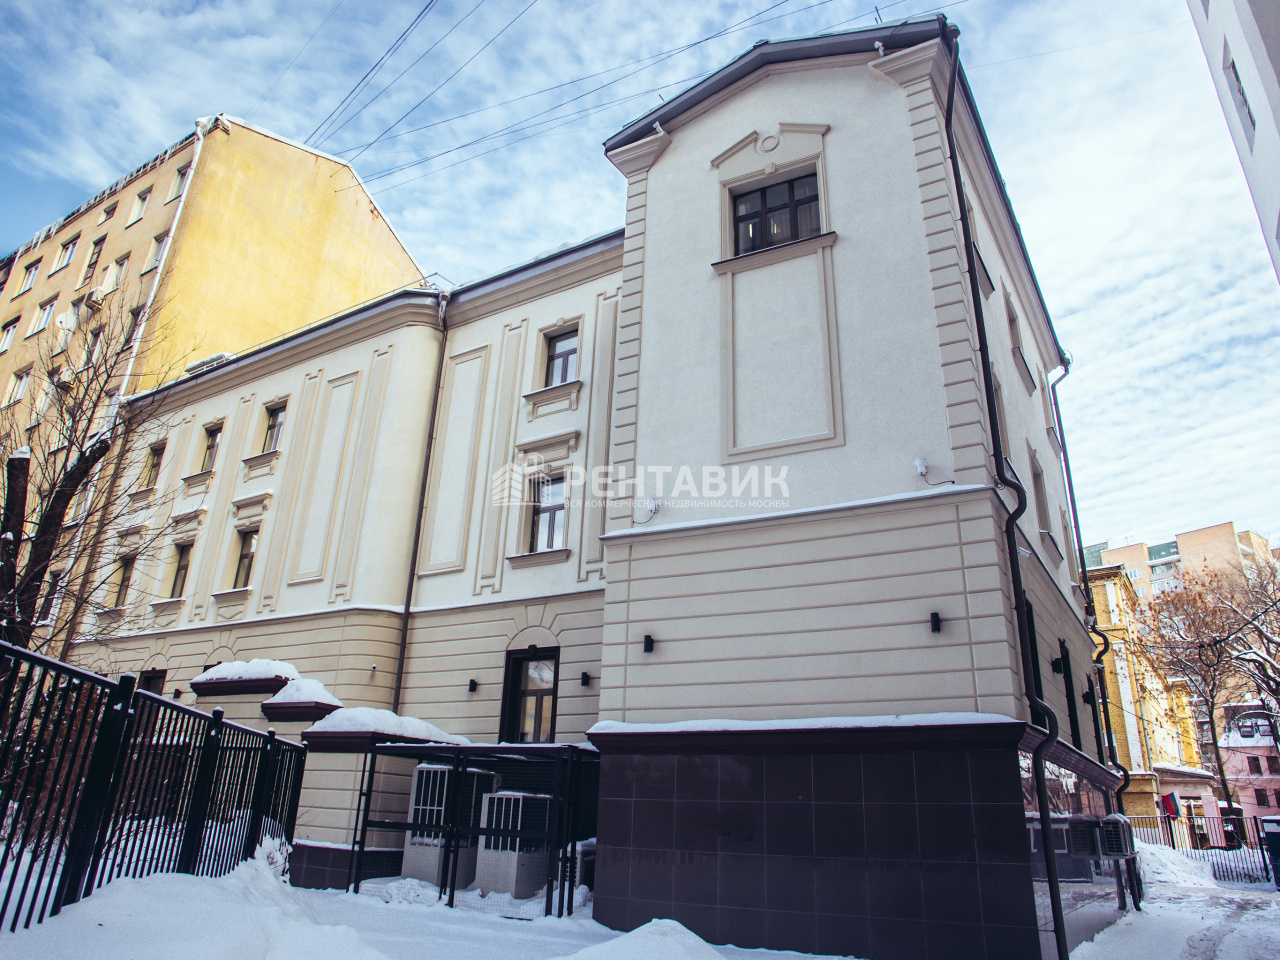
1098,814 -> 1135,859
475,791 -> 552,900
402,764 -> 497,888
1067,815 -> 1102,858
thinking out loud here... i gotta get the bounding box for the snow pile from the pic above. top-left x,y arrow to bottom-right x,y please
1136,840 -> 1217,888
306,707 -> 470,745
359,875 -> 591,921
193,659 -> 300,683
265,678 -> 342,706
3,844 -> 390,960
548,920 -> 722,960
589,712 -> 1016,735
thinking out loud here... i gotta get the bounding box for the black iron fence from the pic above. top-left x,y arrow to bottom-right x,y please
1131,814 -> 1272,884
0,639 -> 306,932
350,743 -> 598,919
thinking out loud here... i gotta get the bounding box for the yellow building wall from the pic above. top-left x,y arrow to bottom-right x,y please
142,122 -> 422,388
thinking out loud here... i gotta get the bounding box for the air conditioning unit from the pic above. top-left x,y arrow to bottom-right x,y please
475,791 -> 552,900
1099,814 -> 1135,859
1067,815 -> 1101,858
85,287 -> 107,311
401,764 -> 497,888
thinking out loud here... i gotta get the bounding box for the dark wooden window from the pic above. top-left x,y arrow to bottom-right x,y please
499,648 -> 559,744
262,404 -> 286,453
545,331 -> 578,387
123,307 -> 144,347
37,571 -> 63,623
171,544 -> 191,598
114,558 -> 134,608
138,669 -> 167,695
1269,756 -> 1280,775
733,172 -> 820,255
80,238 -> 104,287
141,443 -> 164,489
200,425 -> 221,472
1255,789 -> 1271,808
233,530 -> 257,589
529,476 -> 566,552
1249,756 -> 1263,775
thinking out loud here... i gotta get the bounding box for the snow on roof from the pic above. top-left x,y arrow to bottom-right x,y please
1219,730 -> 1276,749
1152,763 -> 1216,779
306,707 -> 469,745
263,678 -> 342,707
193,659 -> 300,684
589,712 -> 1017,736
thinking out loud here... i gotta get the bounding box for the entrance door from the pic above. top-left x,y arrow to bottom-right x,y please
499,648 -> 559,743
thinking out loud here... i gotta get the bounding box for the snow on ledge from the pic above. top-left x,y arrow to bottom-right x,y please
264,678 -> 342,706
192,659 -> 300,683
588,712 -> 1017,735
306,707 -> 469,745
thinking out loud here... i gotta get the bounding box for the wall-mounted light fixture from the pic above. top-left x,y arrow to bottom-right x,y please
930,613 -> 942,634
581,672 -> 591,687
468,679 -> 478,693
643,634 -> 655,653
1051,657 -> 1064,675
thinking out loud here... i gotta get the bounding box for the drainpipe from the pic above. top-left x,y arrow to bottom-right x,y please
57,119 -> 211,658
1050,375 -> 1131,814
392,290 -> 449,714
940,21 -> 1069,959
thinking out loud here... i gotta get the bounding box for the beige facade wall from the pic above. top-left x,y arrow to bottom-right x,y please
598,487 -> 1027,723
398,589 -> 604,743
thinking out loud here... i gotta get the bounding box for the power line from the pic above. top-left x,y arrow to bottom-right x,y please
965,22 -> 1180,69
316,0 -> 491,149
246,0 -> 346,123
306,0 -> 441,146
358,0 -> 817,184
346,0 -> 543,164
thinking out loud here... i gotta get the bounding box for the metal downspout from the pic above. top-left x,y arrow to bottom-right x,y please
940,21 -> 1070,958
1049,377 -> 1132,814
392,291 -> 449,713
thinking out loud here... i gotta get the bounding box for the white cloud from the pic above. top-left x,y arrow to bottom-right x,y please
1,0 -> 1277,547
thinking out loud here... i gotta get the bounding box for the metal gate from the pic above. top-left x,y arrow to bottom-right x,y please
1130,814 -> 1272,884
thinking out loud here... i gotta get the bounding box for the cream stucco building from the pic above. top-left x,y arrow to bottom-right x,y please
73,18 -> 1128,960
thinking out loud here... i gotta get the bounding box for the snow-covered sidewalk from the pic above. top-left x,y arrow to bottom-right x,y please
5,842 -> 1279,960
0,850 -> 825,960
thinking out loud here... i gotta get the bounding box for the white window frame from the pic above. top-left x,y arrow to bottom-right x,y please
29,298 -> 57,337
17,261 -> 40,294
5,369 -> 31,406
127,188 -> 151,225
143,232 -> 168,273
0,320 -> 18,353
53,235 -> 79,272
103,254 -> 129,292
168,165 -> 191,202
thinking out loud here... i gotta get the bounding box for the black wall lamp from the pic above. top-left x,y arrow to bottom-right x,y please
581,672 -> 591,687
930,613 -> 942,634
468,679 -> 478,693
643,634 -> 655,653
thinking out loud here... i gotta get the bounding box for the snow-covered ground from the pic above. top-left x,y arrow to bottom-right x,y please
4,842 -> 1278,960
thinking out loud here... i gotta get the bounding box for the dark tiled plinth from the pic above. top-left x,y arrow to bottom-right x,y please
590,726 -> 1043,960
289,842 -> 403,890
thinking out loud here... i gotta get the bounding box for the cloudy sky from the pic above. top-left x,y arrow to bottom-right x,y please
2,0 -> 1276,549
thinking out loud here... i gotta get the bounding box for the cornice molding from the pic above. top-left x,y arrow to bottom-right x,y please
606,128 -> 671,178
446,247 -> 622,327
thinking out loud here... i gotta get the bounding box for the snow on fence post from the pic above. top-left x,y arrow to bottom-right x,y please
177,707 -> 224,874
54,673 -> 136,912
241,729 -> 278,862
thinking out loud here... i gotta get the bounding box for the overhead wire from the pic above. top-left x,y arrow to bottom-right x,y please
346,0 -> 543,164
306,0 -> 441,146
315,0 -> 491,149
357,0 -> 824,186
246,0 -> 346,123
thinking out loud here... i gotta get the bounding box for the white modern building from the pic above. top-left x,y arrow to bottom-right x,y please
72,17 -> 1130,960
1188,0 -> 1280,279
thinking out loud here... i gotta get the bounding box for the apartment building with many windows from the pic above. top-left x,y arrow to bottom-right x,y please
0,113 -> 423,405
1187,0 -> 1280,280
71,18 -> 1128,959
